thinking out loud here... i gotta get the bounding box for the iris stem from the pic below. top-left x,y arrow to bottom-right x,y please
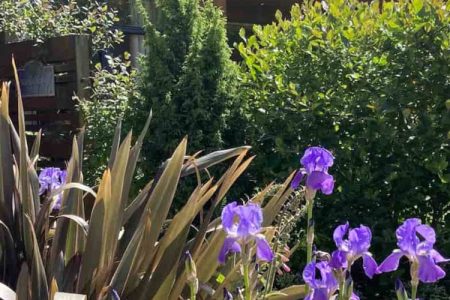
189,283 -> 196,300
411,281 -> 418,300
306,190 -> 315,264
411,261 -> 419,300
243,263 -> 251,300
338,281 -> 345,300
305,188 -> 316,294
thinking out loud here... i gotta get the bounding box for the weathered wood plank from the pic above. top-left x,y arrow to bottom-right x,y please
0,35 -> 77,68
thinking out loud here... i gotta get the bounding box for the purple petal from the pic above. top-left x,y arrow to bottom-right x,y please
329,250 -> 347,269
291,170 -> 304,190
39,180 -> 49,195
236,203 -> 263,236
377,250 -> 404,273
430,249 -> 449,263
38,167 -> 65,196
303,262 -> 319,288
52,194 -> 63,211
300,147 -> 334,174
350,293 -> 360,300
396,218 -> 421,254
316,261 -> 338,290
308,288 -> 328,300
416,224 -> 436,247
306,171 -> 334,195
60,170 -> 67,184
362,253 -> 377,279
221,202 -> 238,234
320,175 -> 335,195
333,222 -> 349,249
256,235 -> 274,262
418,254 -> 446,283
348,225 -> 372,255
218,237 -> 241,264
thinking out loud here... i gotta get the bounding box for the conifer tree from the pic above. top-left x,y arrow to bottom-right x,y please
127,0 -> 238,178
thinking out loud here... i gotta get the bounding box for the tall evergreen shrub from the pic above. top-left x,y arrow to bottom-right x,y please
126,0 -> 238,181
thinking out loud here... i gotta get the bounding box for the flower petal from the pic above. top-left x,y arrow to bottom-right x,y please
256,236 -> 274,262
348,225 -> 372,255
329,250 -> 347,269
396,218 -> 421,254
350,292 -> 360,300
430,249 -> 449,263
236,203 -> 263,236
300,146 -> 334,174
221,202 -> 238,234
52,194 -> 63,211
218,237 -> 241,264
303,262 -> 319,288
377,250 -> 404,273
308,288 -> 329,300
320,175 -> 335,195
362,253 -> 377,279
306,171 -> 334,195
416,224 -> 436,244
316,261 -> 338,290
418,254 -> 446,283
333,222 -> 349,249
291,170 -> 305,190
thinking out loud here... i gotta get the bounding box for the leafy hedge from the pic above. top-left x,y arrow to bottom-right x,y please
0,0 -> 122,51
237,0 -> 450,296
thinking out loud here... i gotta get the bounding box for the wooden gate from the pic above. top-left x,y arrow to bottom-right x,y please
0,35 -> 91,166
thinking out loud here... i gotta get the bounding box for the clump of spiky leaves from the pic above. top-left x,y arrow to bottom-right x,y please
0,59 -> 305,299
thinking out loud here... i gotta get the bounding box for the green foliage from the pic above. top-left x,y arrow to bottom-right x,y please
238,0 -> 450,296
0,0 -> 122,51
126,0 -> 239,183
78,54 -> 139,185
0,67 -> 303,299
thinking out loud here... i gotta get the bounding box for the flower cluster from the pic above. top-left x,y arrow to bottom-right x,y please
291,146 -> 335,195
303,219 -> 448,300
38,167 -> 67,210
219,202 -> 273,264
216,147 -> 448,300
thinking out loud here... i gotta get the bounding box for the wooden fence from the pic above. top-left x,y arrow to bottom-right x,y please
218,0 -> 301,25
0,35 -> 91,166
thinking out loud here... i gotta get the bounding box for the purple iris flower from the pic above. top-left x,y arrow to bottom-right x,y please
329,223 -> 378,278
303,261 -> 360,300
38,167 -> 67,210
218,202 -> 274,264
303,261 -> 338,300
377,218 -> 448,283
291,147 -> 335,195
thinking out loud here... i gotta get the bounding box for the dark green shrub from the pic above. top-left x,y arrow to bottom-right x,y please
125,0 -> 239,185
238,0 -> 450,297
